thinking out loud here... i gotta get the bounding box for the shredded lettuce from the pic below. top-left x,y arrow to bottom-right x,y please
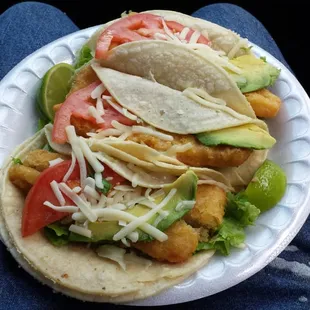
44,223 -> 70,246
196,193 -> 260,255
12,157 -> 22,165
196,218 -> 245,256
226,192 -> 260,226
75,45 -> 93,69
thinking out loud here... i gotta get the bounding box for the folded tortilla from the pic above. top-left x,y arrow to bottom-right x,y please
96,41 -> 255,118
0,130 -> 218,303
92,65 -> 267,133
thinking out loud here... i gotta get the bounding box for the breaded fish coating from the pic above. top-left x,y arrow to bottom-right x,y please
184,185 -> 226,230
128,133 -> 172,151
245,88 -> 282,118
9,165 -> 40,192
128,133 -> 252,168
134,220 -> 198,263
23,149 -> 65,172
69,65 -> 99,94
174,135 -> 252,168
70,115 -> 98,138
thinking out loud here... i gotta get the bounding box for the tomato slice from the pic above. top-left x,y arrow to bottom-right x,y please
95,13 -> 210,59
52,82 -> 136,144
52,81 -> 101,144
103,165 -> 125,186
95,13 -> 163,59
22,160 -> 80,237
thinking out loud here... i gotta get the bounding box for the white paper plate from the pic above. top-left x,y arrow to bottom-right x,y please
0,26 -> 310,306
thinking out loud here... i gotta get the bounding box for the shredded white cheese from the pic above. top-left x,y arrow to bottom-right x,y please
113,188 -> 176,241
95,172 -> 103,189
91,83 -> 106,99
110,203 -> 127,210
106,177 -> 113,181
144,188 -> 154,201
59,182 -> 97,222
153,33 -> 169,40
179,27 -> 190,40
88,106 -> 105,124
48,158 -> 64,167
72,186 -> 82,193
91,128 -> 122,139
71,208 -> 168,241
183,88 -> 226,106
150,189 -> 165,199
189,30 -> 201,44
69,224 -> 92,238
79,138 -> 104,173
153,211 -> 169,227
127,231 -> 139,243
119,220 -> 127,227
96,97 -> 104,115
107,99 -> 137,121
43,201 -> 78,213
132,126 -> 173,141
66,126 -> 87,188
114,185 -> 135,192
175,200 -> 196,212
162,19 -> 181,42
63,152 -> 76,182
227,38 -> 249,59
84,185 -> 101,201
85,177 -> 96,189
121,238 -> 130,247
165,143 -> 193,156
50,180 -> 66,206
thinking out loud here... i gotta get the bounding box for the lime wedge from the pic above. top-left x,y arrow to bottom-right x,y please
38,63 -> 75,121
245,160 -> 287,212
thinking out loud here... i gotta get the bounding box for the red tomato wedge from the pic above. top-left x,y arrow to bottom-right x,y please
52,82 -> 136,144
22,160 -> 80,237
95,13 -> 210,59
52,81 -> 100,144
103,165 -> 125,186
95,13 -> 163,59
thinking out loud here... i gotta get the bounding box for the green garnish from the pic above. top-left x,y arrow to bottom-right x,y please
44,223 -> 70,247
97,178 -> 112,195
12,157 -> 22,165
74,45 -> 93,69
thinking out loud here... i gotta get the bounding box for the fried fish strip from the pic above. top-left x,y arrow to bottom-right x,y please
8,165 -> 40,193
245,88 -> 282,118
128,133 -> 252,168
23,149 -> 66,172
184,184 -> 226,230
134,220 -> 198,263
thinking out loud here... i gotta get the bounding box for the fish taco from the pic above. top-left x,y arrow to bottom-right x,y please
0,9 -> 287,303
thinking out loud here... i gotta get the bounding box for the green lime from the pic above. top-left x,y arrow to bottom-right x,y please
38,63 -> 75,121
245,160 -> 287,212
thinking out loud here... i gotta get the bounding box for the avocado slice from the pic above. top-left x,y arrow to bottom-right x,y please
229,55 -> 280,93
196,124 -> 276,150
69,170 -> 198,242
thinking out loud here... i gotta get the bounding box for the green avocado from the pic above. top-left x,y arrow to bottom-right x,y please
229,55 -> 280,93
196,124 -> 276,150
69,170 -> 198,243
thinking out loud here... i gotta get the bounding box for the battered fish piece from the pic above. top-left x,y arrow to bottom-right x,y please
69,64 -> 99,94
245,88 -> 282,118
128,133 -> 252,168
9,164 -> 40,192
184,185 -> 226,230
134,220 -> 198,263
71,115 -> 98,138
174,135 -> 252,168
23,149 -> 66,172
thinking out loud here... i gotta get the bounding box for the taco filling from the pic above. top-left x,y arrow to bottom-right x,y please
0,9 -> 287,302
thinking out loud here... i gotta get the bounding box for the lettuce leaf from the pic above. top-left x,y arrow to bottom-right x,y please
12,157 -> 22,165
75,45 -> 93,69
196,218 -> 245,256
226,192 -> 260,226
44,223 -> 69,246
196,193 -> 260,255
